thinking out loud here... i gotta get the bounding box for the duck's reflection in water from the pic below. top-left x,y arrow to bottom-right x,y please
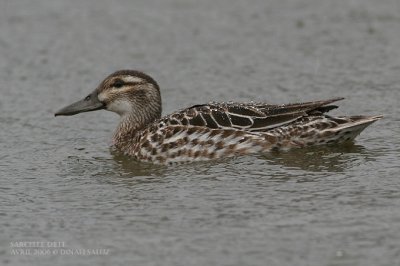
260,142 -> 379,173
110,149 -> 167,177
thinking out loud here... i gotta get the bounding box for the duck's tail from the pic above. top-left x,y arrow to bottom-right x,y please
318,115 -> 383,144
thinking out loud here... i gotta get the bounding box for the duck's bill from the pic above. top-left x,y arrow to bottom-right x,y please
55,91 -> 105,116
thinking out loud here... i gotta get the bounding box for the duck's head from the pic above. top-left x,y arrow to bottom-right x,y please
55,70 -> 162,124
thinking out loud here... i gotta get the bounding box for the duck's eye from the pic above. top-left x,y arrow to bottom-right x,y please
112,79 -> 125,88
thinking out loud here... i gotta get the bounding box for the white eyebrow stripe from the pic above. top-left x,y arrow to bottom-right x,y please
122,76 -> 144,83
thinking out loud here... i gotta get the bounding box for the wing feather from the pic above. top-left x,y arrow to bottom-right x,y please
160,98 -> 344,132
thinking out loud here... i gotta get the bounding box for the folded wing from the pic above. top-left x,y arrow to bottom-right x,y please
161,98 -> 344,132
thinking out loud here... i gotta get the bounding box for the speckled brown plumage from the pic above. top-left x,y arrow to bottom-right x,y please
55,70 -> 383,165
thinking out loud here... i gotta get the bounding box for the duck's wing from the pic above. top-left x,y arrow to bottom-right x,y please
161,97 -> 344,132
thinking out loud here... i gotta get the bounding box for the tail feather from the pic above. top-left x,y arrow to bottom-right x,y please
322,115 -> 383,143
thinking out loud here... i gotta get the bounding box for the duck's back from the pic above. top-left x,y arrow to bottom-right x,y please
158,98 -> 343,132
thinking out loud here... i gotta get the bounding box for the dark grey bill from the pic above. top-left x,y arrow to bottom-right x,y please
54,91 -> 105,116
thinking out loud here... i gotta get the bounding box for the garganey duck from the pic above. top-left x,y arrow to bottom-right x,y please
55,70 -> 382,165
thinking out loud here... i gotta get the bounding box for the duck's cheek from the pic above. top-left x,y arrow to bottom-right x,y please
106,100 -> 133,116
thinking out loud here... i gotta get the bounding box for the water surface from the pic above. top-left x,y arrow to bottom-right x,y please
1,0 -> 400,265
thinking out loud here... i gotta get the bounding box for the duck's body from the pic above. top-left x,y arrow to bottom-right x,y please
114,100 -> 381,164
55,70 -> 382,165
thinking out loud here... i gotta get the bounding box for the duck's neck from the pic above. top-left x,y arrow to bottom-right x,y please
112,111 -> 160,151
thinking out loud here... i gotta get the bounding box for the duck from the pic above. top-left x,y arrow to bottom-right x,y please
55,70 -> 383,165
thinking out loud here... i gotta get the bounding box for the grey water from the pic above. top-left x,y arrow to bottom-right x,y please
1,0 -> 400,265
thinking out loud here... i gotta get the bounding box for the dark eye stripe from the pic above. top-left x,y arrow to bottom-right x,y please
112,79 -> 146,89
112,79 -> 125,88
